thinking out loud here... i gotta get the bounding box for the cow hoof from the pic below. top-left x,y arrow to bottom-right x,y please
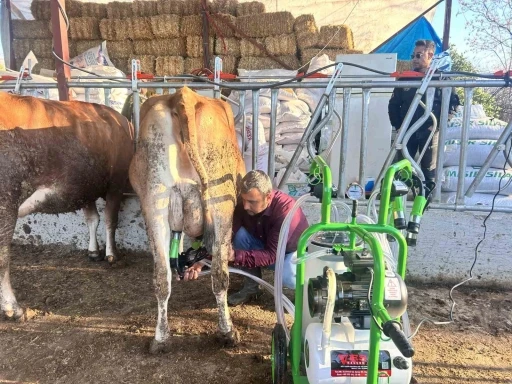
1,306 -> 25,322
216,329 -> 240,348
106,255 -> 115,264
88,251 -> 104,262
149,338 -> 173,354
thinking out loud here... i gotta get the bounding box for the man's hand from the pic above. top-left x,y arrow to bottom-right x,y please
229,249 -> 235,263
183,262 -> 203,281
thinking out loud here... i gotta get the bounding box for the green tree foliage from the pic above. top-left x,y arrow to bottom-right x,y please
450,46 -> 500,118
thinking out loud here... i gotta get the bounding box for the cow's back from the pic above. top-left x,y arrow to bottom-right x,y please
0,92 -> 134,213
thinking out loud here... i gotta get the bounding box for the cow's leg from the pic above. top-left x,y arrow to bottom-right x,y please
142,193 -> 173,354
210,217 -> 240,347
83,201 -> 102,262
104,189 -> 123,264
0,202 -> 24,321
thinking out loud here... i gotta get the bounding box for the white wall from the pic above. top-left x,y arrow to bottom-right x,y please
13,196 -> 512,287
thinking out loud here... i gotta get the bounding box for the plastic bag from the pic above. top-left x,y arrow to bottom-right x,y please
70,41 -> 114,69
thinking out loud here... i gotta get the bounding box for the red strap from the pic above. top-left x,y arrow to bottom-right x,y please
391,70 -> 424,78
494,70 -> 512,77
297,72 -> 329,78
207,72 -> 237,80
127,72 -> 154,80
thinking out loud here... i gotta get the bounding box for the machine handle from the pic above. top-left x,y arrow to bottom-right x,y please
382,321 -> 415,358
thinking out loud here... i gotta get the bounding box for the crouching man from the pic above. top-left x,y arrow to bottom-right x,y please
184,170 -> 309,306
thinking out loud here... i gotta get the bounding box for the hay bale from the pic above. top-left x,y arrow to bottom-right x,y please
31,39 -> 54,59
236,12 -> 294,38
32,58 -> 56,74
299,48 -> 363,64
99,18 -> 130,41
132,1 -> 158,17
210,55 -> 237,74
106,1 -> 133,19
65,0 -> 82,17
12,20 -> 52,39
69,17 -> 100,40
318,25 -> 354,50
150,14 -> 181,39
210,13 -> 236,38
182,0 -> 203,15
396,60 -> 411,72
129,55 -> 156,74
134,39 -> 185,56
111,57 -> 130,73
155,56 -> 185,76
75,40 -> 103,55
296,32 -> 319,50
210,0 -> 237,16
186,36 -> 214,58
13,39 -> 31,60
214,37 -> 240,56
265,34 -> 297,56
236,1 -> 264,16
106,41 -> 134,58
181,15 -> 206,36
156,0 -> 183,15
240,38 -> 264,56
294,14 -> 317,34
184,57 -> 206,73
130,17 -> 155,40
30,0 -> 51,20
81,2 -> 107,18
238,55 -> 299,70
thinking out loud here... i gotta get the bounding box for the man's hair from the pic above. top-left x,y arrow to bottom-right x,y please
415,39 -> 435,53
241,170 -> 273,196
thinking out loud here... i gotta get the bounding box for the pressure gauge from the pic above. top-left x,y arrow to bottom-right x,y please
346,182 -> 364,200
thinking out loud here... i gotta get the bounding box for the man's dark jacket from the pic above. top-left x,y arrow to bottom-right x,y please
388,76 -> 460,134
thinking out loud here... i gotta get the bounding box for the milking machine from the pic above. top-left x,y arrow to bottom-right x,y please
271,156 -> 431,384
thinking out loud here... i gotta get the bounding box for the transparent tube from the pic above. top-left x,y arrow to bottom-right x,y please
290,249 -> 334,265
199,261 -> 296,315
366,189 -> 380,221
275,193 -> 316,341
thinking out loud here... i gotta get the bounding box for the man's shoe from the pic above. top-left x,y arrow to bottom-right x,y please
227,285 -> 263,306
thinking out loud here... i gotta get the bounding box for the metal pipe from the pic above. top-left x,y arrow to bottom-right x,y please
337,88 -> 352,194
268,89 -> 279,179
251,89 -> 260,171
466,118 -> 512,197
442,0 -> 453,51
455,88 -> 473,205
1,80 -> 509,91
434,87 -> 453,202
104,88 -> 111,107
416,100 -> 438,163
359,88 -> 371,189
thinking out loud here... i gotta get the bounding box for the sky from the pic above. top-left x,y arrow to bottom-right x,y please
431,0 -> 498,71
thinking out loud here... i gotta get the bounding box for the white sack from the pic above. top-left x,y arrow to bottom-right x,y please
442,166 -> 512,195
444,139 -> 512,168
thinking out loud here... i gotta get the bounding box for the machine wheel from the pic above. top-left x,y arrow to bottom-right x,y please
271,324 -> 288,384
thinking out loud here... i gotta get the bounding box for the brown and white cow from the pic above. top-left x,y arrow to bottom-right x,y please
0,92 -> 134,320
129,87 -> 246,353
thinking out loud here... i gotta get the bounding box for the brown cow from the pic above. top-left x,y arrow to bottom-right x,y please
0,92 -> 134,320
129,87 -> 246,353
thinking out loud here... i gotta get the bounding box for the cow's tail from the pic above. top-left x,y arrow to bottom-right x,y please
178,89 -> 211,205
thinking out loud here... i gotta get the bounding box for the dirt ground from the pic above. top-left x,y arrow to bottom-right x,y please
0,244 -> 511,384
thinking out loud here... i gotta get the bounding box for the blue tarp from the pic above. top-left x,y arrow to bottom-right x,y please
374,16 -> 442,60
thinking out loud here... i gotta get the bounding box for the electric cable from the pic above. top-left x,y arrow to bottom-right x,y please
407,134 -> 512,340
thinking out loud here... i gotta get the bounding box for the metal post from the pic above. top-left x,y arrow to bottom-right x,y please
455,88 -> 473,205
201,0 -> 210,70
359,88 -> 371,193
131,59 -> 141,143
442,0 -> 453,51
268,89 -> 279,180
466,118 -> 512,197
213,56 -> 221,99
5,0 -> 15,69
50,0 -> 70,101
251,89 -> 260,170
434,87 -> 453,202
338,88 -> 351,194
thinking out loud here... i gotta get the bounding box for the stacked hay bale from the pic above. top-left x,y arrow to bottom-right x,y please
16,0 -> 363,76
295,16 -> 362,66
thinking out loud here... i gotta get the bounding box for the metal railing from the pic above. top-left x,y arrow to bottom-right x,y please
1,64 -> 511,213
